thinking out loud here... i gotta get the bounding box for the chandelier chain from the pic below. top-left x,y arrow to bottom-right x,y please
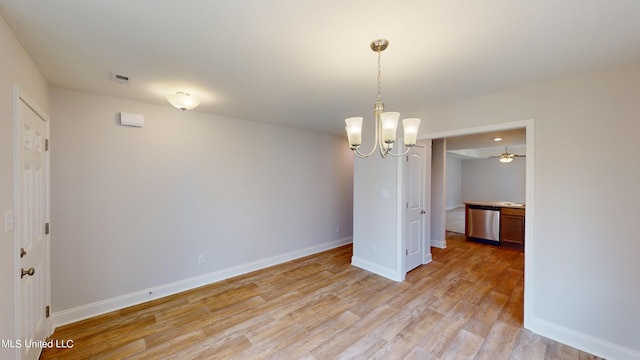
376,50 -> 382,102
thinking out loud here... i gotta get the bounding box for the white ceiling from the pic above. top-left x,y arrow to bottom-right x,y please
445,128 -> 526,159
2,1 -> 640,136
445,128 -> 525,151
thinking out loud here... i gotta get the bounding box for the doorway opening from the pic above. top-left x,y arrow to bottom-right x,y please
437,127 -> 526,247
420,118 -> 534,330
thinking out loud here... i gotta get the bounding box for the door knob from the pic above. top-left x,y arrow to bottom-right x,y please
21,268 -> 35,278
421,210 -> 426,214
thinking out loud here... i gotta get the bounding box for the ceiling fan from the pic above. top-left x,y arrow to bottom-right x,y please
490,146 -> 526,163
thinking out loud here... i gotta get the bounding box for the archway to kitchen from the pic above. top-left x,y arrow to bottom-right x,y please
419,118 -> 534,330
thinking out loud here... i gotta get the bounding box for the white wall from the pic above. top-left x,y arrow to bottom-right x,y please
50,88 -> 353,322
421,61 -> 640,359
0,14 -> 50,360
461,157 -> 525,203
445,155 -> 462,209
351,153 -> 401,280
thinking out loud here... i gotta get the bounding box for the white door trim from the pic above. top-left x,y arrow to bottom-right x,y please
419,118 -> 535,332
402,145 -> 429,274
395,154 -> 405,281
13,85 -> 53,358
420,140 -> 433,266
395,143 -> 432,281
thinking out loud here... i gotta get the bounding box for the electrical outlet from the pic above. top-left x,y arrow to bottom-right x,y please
198,255 -> 205,265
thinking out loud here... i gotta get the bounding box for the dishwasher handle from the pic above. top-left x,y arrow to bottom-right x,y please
468,205 -> 500,211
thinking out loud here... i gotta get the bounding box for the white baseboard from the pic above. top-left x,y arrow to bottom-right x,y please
424,252 -> 433,264
529,316 -> 640,360
431,239 -> 447,249
52,237 -> 353,328
351,256 -> 402,282
446,204 -> 464,211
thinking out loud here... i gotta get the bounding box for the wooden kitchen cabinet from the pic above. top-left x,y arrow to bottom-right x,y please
500,207 -> 525,250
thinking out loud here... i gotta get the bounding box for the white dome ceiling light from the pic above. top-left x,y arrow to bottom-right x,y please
166,91 -> 200,111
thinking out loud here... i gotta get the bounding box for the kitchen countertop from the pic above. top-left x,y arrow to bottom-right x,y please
464,201 -> 526,209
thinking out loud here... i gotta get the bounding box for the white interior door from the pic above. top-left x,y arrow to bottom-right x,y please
15,94 -> 49,360
404,146 -> 426,273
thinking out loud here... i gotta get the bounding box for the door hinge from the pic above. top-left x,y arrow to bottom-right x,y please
45,139 -> 49,151
45,223 -> 50,235
46,305 -> 50,318
406,249 -> 408,256
406,202 -> 408,209
406,155 -> 409,162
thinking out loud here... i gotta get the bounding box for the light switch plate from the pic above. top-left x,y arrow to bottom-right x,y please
5,210 -> 14,232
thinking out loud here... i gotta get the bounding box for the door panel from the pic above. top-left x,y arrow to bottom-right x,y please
17,98 -> 48,360
408,218 -> 421,254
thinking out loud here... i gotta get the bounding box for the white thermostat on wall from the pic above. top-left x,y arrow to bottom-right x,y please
120,112 -> 144,127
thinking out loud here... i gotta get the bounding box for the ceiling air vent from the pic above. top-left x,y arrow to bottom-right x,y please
111,72 -> 130,84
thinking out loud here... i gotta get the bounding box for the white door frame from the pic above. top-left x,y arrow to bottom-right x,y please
395,141 -> 432,281
13,85 -> 53,357
403,145 -> 429,274
419,118 -> 534,331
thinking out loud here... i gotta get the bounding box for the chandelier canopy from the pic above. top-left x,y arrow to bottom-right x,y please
344,39 -> 421,158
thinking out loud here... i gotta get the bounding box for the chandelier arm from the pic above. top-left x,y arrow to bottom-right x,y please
353,148 -> 371,158
377,111 -> 388,158
383,145 -> 414,157
353,138 -> 379,158
353,145 -> 376,157
352,111 -> 382,158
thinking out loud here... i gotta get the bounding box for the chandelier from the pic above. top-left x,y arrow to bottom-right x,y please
344,39 -> 421,158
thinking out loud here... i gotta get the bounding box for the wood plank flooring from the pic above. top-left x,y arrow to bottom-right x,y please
40,233 -> 602,359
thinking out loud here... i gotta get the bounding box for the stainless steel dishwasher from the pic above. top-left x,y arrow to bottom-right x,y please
467,205 -> 500,245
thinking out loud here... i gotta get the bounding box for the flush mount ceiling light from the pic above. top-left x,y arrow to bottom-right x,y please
166,91 -> 200,111
344,39 -> 421,158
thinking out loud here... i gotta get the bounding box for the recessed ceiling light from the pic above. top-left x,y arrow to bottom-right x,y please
493,137 -> 503,142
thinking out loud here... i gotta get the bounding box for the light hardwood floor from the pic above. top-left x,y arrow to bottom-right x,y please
40,233 -> 602,359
